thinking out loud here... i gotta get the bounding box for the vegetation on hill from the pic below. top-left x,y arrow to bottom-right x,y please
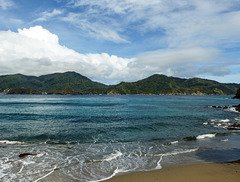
0,72 -> 239,95
7,88 -> 41,94
106,74 -> 239,95
0,72 -> 107,95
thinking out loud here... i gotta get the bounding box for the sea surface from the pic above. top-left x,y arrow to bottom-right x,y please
0,95 -> 240,182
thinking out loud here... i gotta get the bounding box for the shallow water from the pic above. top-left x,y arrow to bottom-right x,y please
0,95 -> 239,181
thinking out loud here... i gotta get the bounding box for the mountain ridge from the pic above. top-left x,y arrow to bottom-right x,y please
0,72 -> 239,95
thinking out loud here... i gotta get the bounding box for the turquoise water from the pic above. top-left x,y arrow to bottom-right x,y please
0,95 -> 240,181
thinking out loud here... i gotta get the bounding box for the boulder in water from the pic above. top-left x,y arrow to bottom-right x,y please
227,123 -> 240,130
19,153 -> 38,158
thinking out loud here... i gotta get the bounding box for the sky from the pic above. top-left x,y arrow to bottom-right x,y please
0,0 -> 240,84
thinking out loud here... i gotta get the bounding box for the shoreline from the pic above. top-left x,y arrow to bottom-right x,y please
103,160 -> 240,182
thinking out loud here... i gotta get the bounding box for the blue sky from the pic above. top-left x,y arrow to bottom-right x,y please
0,0 -> 240,84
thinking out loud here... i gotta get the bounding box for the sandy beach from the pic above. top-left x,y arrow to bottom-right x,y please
104,161 -> 240,182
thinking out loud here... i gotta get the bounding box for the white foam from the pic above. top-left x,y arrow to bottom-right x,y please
95,167 -> 130,182
221,139 -> 229,142
34,166 -> 57,182
36,153 -> 45,157
0,140 -> 24,144
102,150 -> 123,162
196,134 -> 216,139
21,160 -> 35,165
227,107 -> 239,113
219,119 -> 230,123
18,165 -> 24,173
170,141 -> 178,145
91,150 -> 123,163
155,156 -> 163,170
150,148 -> 199,157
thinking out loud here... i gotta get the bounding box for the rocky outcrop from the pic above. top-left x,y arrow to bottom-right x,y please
233,88 -> 240,99
227,123 -> 240,130
19,153 -> 38,158
211,104 -> 240,112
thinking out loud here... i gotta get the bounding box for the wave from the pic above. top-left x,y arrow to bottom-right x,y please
102,150 -> 123,162
146,148 -> 199,157
170,141 -> 179,145
219,119 -> 230,123
96,168 -> 130,182
196,134 -> 216,139
0,140 -> 24,144
86,150 -> 123,163
34,166 -> 57,182
163,140 -> 179,146
202,118 -> 234,130
221,139 -> 229,142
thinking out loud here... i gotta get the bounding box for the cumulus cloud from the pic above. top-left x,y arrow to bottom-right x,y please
0,26 -> 133,83
0,26 -> 237,84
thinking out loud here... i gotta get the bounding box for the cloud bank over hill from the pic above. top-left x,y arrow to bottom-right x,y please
1,25 -> 238,84
0,0 -> 240,84
0,26 -> 134,84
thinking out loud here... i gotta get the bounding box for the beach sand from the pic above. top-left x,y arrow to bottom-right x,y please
104,161 -> 240,182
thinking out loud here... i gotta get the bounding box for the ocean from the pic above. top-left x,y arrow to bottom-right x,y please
0,95 -> 240,181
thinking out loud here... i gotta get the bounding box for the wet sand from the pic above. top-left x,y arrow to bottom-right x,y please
104,161 -> 240,182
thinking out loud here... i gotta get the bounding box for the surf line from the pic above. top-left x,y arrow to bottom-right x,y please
34,166 -> 57,182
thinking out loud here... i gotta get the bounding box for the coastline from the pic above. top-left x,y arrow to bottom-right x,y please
103,161 -> 240,182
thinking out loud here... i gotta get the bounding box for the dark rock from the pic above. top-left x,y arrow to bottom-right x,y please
227,123 -> 240,130
211,105 -> 240,112
19,153 -> 38,158
233,88 -> 240,99
236,104 -> 240,112
183,136 -> 197,141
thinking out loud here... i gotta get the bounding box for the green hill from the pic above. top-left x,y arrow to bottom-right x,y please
0,72 -> 239,95
0,72 -> 107,94
106,74 -> 239,95
38,71 -> 107,94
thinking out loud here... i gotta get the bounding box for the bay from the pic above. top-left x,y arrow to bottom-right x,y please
0,95 -> 239,181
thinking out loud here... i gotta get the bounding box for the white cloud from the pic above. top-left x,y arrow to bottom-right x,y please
66,0 -> 240,48
57,0 -> 240,83
0,0 -> 14,10
18,26 -> 59,44
129,47 -> 230,79
0,26 -> 133,83
62,12 -> 129,43
0,26 -> 239,84
33,9 -> 64,22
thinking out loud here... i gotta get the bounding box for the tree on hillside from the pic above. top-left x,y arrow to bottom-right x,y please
63,86 -> 74,95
